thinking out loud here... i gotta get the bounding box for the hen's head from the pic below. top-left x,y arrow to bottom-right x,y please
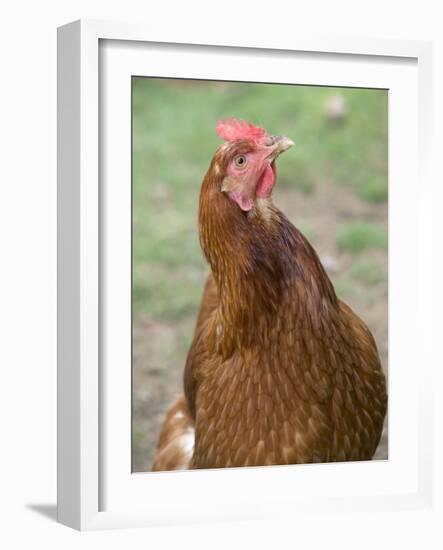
212,118 -> 294,212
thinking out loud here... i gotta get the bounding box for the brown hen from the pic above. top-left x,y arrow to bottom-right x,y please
152,119 -> 387,471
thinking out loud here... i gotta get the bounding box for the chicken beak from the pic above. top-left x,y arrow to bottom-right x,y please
266,136 -> 294,162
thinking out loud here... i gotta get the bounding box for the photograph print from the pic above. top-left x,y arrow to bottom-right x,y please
132,78 -> 388,472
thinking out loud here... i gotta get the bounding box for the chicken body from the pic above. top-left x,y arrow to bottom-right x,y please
152,123 -> 387,471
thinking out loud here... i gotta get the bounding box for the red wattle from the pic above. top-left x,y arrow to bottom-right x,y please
256,163 -> 276,198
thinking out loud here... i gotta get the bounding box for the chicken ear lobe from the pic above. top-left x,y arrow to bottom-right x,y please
228,191 -> 253,212
221,176 -> 253,212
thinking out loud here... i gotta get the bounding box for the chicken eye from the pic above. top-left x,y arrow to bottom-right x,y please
234,155 -> 247,168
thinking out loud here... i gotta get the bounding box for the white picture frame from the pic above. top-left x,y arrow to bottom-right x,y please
57,19 -> 433,531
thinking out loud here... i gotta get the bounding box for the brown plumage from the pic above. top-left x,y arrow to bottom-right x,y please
152,120 -> 387,471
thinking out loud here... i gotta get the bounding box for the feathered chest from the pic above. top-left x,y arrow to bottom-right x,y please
189,297 -> 386,469
193,344 -> 331,468
191,311 -> 337,469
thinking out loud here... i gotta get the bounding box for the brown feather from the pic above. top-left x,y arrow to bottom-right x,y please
152,140 -> 387,470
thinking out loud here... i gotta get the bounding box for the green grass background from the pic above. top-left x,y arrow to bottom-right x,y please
132,78 -> 388,471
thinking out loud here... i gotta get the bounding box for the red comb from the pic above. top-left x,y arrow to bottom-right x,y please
216,118 -> 268,143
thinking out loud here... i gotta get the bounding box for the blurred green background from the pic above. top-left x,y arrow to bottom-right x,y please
132,78 -> 388,472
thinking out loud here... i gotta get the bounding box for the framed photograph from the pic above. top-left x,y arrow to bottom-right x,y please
57,19 -> 433,530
